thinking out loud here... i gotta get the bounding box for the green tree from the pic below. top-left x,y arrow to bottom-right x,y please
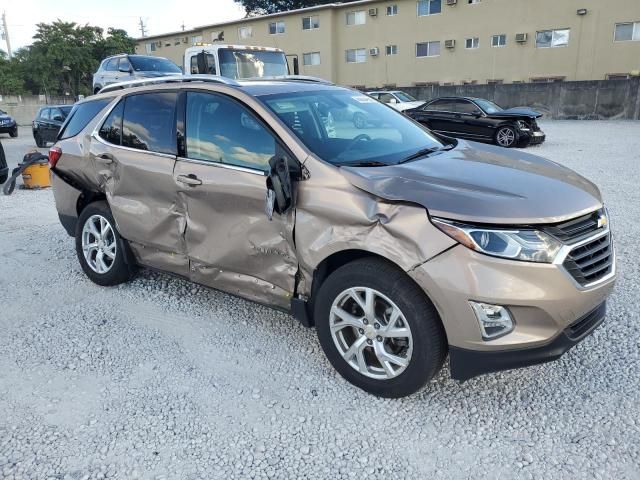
235,0 -> 358,15
0,50 -> 25,95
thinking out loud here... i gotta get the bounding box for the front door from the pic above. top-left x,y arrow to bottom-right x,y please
89,91 -> 189,276
174,91 -> 298,308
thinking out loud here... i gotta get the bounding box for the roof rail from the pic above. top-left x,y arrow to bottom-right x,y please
242,75 -> 333,85
98,75 -> 240,94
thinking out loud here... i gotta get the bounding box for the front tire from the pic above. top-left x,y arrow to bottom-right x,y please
9,127 -> 18,138
495,125 -> 518,148
75,201 -> 135,286
315,258 -> 447,398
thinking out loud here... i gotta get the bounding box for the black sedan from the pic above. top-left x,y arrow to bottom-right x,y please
32,105 -> 73,147
0,109 -> 18,138
405,97 -> 545,148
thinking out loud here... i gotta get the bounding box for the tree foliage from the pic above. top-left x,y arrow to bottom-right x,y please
235,0 -> 359,15
0,21 -> 136,97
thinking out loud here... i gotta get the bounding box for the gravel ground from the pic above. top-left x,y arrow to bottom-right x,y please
0,123 -> 639,479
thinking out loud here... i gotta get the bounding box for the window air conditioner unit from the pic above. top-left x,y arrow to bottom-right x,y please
369,8 -> 378,16
369,47 -> 380,56
155,41 -> 162,47
446,0 -> 458,5
515,33 -> 528,43
445,39 -> 456,49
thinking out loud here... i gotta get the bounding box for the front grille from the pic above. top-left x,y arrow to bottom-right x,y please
565,302 -> 606,340
563,233 -> 613,286
543,209 -> 604,243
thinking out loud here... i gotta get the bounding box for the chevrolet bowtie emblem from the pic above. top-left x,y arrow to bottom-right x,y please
597,215 -> 608,229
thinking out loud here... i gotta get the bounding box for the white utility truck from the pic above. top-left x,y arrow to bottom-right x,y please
183,44 -> 299,80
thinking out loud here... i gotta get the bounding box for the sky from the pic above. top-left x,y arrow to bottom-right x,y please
1,0 -> 246,52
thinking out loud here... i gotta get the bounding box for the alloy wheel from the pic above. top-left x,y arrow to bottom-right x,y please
329,287 -> 413,380
496,127 -> 516,147
81,214 -> 117,274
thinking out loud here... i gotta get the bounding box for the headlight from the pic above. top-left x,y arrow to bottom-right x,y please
432,218 -> 562,263
516,120 -> 530,130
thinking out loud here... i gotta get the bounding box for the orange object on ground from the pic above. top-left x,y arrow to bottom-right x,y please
21,162 -> 51,189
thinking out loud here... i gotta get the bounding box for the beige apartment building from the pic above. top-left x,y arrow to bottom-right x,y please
134,0 -> 640,87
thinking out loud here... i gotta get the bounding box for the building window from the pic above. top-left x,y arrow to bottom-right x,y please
191,35 -> 203,44
606,73 -> 630,80
614,22 -> 640,42
387,5 -> 398,15
487,79 -> 504,84
174,38 -> 181,46
302,15 -> 320,30
465,37 -> 479,49
238,26 -> 253,39
416,41 -> 441,57
346,11 -> 366,25
468,0 -> 481,3
303,52 -> 321,66
530,76 -> 565,83
386,45 -> 398,55
491,34 -> 506,47
346,48 -> 367,63
535,29 -> 570,48
269,21 -> 285,35
211,30 -> 225,42
145,42 -> 156,53
462,80 -> 478,85
417,0 -> 442,17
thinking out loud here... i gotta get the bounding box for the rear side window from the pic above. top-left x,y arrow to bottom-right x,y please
424,100 -> 453,112
58,98 -> 111,140
122,92 -> 177,154
99,100 -> 124,145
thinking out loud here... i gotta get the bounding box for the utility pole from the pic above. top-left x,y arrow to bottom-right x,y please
181,22 -> 186,32
138,17 -> 147,37
1,11 -> 12,58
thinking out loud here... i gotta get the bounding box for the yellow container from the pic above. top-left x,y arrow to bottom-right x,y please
21,163 -> 51,189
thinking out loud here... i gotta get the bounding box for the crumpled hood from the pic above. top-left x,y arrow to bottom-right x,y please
490,107 -> 543,118
340,141 -> 602,225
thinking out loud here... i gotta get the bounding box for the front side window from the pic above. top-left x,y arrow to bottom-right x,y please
614,22 -> 640,42
261,90 -> 443,167
105,59 -> 119,72
386,45 -> 398,55
416,41 -> 441,57
346,11 -> 366,25
303,52 -> 321,66
417,0 -> 441,16
465,37 -> 479,49
185,92 -> 275,172
473,98 -> 502,114
58,98 -> 112,140
302,15 -> 320,30
238,26 -> 253,39
118,58 -> 132,71
492,34 -> 506,47
269,21 -> 285,35
387,5 -> 398,15
346,48 -> 367,63
99,100 -> 124,145
122,92 -> 177,154
536,29 -> 570,48
454,99 -> 479,114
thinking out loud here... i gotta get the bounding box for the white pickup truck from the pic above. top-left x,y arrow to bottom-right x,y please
183,44 -> 298,79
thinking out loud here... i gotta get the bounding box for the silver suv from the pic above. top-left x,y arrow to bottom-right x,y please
92,54 -> 181,94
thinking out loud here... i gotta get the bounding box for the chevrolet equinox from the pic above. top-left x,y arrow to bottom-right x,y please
49,76 -> 615,397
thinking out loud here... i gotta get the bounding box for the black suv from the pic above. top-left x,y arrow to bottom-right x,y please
0,109 -> 18,138
32,105 -> 73,148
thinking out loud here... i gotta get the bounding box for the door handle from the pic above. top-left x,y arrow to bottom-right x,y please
95,153 -> 114,165
176,174 -> 202,186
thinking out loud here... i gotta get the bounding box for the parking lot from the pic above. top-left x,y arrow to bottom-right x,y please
0,122 -> 639,479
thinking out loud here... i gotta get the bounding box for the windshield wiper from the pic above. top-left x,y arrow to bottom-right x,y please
398,144 -> 454,164
338,160 -> 389,167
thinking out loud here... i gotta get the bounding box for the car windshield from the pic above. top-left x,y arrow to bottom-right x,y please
474,99 -> 503,114
261,89 -> 444,166
129,56 -> 182,73
219,49 -> 288,79
394,92 -> 417,102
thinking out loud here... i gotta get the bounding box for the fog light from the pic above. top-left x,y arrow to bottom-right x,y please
469,301 -> 514,340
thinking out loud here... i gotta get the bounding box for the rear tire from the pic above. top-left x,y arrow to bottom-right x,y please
314,258 -> 447,398
75,201 -> 135,286
34,133 -> 45,148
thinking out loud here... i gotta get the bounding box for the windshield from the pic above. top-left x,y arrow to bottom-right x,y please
129,56 -> 182,73
261,90 -> 444,166
474,99 -> 503,114
219,49 -> 288,79
395,92 -> 417,102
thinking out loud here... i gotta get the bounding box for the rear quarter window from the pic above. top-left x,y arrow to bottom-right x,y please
58,98 -> 112,140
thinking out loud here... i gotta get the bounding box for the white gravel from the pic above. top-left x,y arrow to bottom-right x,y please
0,122 -> 639,479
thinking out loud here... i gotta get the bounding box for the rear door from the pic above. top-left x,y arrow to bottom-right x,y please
417,99 -> 460,133
90,91 -> 188,276
173,90 -> 298,308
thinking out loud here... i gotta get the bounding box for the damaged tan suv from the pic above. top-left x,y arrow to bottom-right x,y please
50,76 -> 615,397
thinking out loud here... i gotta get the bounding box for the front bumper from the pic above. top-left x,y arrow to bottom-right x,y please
449,301 -> 606,381
0,122 -> 17,133
519,130 -> 546,146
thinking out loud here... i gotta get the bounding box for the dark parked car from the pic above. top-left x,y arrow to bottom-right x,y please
32,105 -> 73,147
406,97 -> 545,148
0,139 -> 7,184
0,109 -> 18,138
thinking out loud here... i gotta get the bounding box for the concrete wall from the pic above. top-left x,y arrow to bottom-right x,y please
396,78 -> 640,120
0,95 -> 74,126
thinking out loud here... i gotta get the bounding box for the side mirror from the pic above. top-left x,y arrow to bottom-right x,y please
472,109 -> 483,117
53,115 -> 64,122
196,51 -> 210,74
266,156 -> 294,220
119,65 -> 132,74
